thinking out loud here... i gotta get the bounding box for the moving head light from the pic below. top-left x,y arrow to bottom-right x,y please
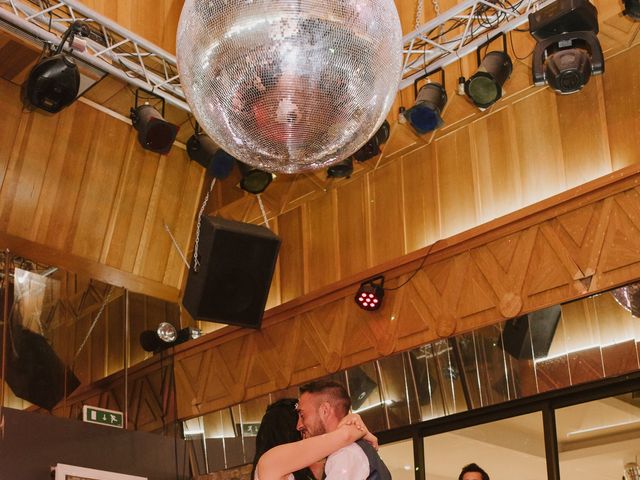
24,21 -> 89,113
529,0 -> 603,94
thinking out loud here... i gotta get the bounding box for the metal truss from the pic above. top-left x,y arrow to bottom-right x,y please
0,0 -> 188,111
0,0 -> 558,112
400,0 -> 556,90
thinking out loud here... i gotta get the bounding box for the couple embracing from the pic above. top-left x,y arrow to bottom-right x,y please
251,380 -> 392,480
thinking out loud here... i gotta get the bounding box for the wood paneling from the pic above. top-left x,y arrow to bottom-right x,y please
44,164 -> 640,424
0,75 -> 203,302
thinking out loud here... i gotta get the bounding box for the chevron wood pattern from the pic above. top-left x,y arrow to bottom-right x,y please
44,164 -> 640,426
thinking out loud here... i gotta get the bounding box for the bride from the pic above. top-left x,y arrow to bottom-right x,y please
251,398 -> 377,480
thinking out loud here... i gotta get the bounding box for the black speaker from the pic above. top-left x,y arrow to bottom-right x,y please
182,216 -> 281,328
502,305 -> 561,360
5,326 -> 80,410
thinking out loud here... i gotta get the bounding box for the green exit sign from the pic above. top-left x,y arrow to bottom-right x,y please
82,405 -> 124,428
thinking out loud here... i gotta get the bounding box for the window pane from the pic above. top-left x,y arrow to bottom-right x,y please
423,412 -> 546,479
556,393 -> 640,480
379,439 -> 414,480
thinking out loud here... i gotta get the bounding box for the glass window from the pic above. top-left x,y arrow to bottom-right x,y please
423,412 -> 546,479
556,393 -> 640,480
378,439 -> 414,480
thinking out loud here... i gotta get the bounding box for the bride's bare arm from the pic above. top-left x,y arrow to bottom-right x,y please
257,424 -> 365,480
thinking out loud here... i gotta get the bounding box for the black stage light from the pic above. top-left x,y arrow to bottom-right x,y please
238,162 -> 274,194
353,120 -> 391,162
355,276 -> 385,311
24,21 -> 89,113
403,69 -> 447,134
624,0 -> 640,20
465,34 -> 513,109
130,89 -> 179,154
529,0 -> 603,94
187,132 -> 235,179
327,158 -> 353,178
140,322 -> 201,353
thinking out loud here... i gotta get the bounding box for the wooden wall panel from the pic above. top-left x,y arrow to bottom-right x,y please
336,176 -> 370,278
305,191 -> 340,291
0,76 -> 203,301
369,161 -> 405,264
48,165 -> 640,424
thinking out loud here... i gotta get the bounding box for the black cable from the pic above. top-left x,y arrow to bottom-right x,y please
509,31 -> 534,61
384,240 -> 440,292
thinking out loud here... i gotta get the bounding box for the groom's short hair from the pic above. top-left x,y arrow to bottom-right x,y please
300,380 -> 351,417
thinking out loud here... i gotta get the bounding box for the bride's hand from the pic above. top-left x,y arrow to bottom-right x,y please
337,413 -> 379,450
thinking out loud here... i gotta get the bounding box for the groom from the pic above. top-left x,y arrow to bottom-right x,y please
296,380 -> 391,480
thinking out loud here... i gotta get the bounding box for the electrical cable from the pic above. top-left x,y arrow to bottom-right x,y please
384,240 -> 440,292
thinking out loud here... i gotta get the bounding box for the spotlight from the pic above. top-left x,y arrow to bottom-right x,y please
465,34 -> 513,109
139,322 -> 201,353
327,158 -> 353,178
355,276 -> 385,311
529,0 -> 603,94
624,0 -> 640,20
130,89 -> 179,154
403,69 -> 447,134
24,21 -> 89,113
352,120 -> 390,162
187,130 -> 235,179
238,162 -> 273,194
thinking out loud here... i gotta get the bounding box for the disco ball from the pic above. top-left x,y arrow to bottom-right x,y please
176,0 -> 403,174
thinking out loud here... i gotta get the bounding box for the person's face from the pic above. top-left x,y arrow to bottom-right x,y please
462,472 -> 484,480
296,392 -> 327,438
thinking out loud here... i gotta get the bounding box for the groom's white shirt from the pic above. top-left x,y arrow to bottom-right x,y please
324,443 -> 370,480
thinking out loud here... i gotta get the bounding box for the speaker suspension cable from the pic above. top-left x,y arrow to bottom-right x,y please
71,286 -> 113,364
0,249 -> 11,439
163,222 -> 190,269
256,193 -> 270,229
192,177 -> 217,272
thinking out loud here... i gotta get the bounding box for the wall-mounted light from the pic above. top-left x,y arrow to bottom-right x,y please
139,322 -> 201,353
355,276 -> 385,311
238,162 -> 274,194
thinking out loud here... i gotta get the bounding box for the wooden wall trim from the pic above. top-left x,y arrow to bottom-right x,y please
49,163 -> 640,424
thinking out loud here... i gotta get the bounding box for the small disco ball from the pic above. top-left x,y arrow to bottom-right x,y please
176,0 -> 402,174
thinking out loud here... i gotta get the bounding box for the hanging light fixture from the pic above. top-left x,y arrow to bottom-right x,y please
624,0 -> 640,20
130,89 -> 179,154
465,34 -> 513,109
352,121 -> 391,163
187,125 -> 236,179
24,20 -> 89,113
529,0 -> 603,94
403,69 -> 447,134
327,158 -> 353,179
355,276 -> 385,311
238,162 -> 274,194
176,0 -> 403,174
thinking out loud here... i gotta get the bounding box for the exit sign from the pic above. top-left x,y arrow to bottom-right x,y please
82,405 -> 124,428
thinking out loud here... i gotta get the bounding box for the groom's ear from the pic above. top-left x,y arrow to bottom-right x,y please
318,401 -> 331,419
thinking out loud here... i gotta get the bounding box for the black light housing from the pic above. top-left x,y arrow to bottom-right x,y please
353,120 -> 391,162
238,162 -> 274,194
355,276 -> 385,311
140,322 -> 201,353
624,0 -> 640,20
403,69 -> 447,134
24,21 -> 89,113
187,131 -> 235,179
529,0 -> 603,94
465,34 -> 513,109
130,89 -> 179,154
327,158 -> 353,179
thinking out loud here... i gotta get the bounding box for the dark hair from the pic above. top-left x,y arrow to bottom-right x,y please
299,380 -> 351,417
459,463 -> 490,480
251,398 -> 314,480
